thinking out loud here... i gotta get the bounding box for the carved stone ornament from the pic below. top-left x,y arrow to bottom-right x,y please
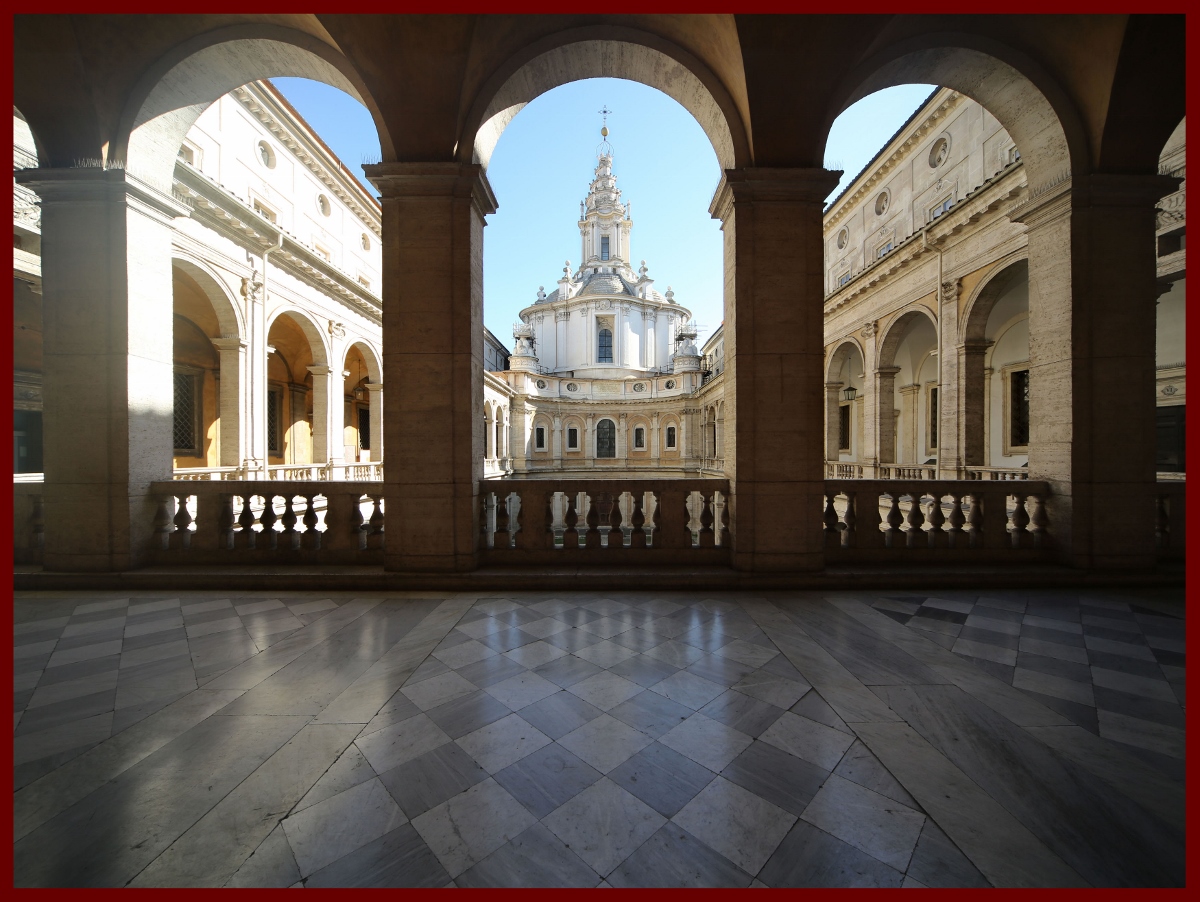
859,321 -> 878,339
665,379 -> 676,389
1162,384 -> 1179,396
566,383 -> 578,392
940,279 -> 960,304
536,379 -> 547,389
328,320 -> 346,338
633,382 -> 645,392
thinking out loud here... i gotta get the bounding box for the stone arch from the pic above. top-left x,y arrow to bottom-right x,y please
13,106 -> 44,166
961,256 -> 1028,344
876,307 -> 938,371
826,337 -> 866,383
266,307 -> 329,369
114,24 -> 393,191
345,338 -> 382,384
459,27 -> 750,172
171,255 -> 246,340
821,35 -> 1086,190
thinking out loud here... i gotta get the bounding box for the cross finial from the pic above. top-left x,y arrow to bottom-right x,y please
598,105 -> 612,127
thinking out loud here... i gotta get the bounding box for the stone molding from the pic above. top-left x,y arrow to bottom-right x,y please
363,162 -> 498,219
16,167 -> 191,225
709,167 -> 842,221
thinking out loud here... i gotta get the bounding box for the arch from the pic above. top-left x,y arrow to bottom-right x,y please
266,306 -> 329,368
114,24 -> 393,191
495,406 -> 507,459
12,106 -> 44,166
821,35 -> 1086,190
344,338 -> 382,384
876,306 -> 938,371
961,256 -> 1029,344
562,415 -> 585,452
171,255 -> 246,340
825,337 -> 867,383
459,26 -> 750,172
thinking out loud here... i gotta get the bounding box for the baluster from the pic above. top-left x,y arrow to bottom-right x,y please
172,494 -> 193,550
1155,494 -> 1169,551
351,494 -> 367,550
609,492 -> 625,549
495,492 -> 511,549
563,492 -> 579,549
904,491 -> 925,548
964,493 -> 982,549
217,494 -> 235,550
841,491 -> 856,548
717,491 -> 731,547
368,496 -> 385,550
883,493 -> 903,549
925,492 -> 945,548
260,495 -> 279,549
1009,492 -> 1030,549
1030,492 -> 1048,549
545,492 -> 557,550
823,492 -> 840,550
946,492 -> 966,549
154,496 -> 173,551
302,494 -> 321,550
651,490 -> 663,547
480,493 -> 496,550
698,492 -> 715,548
280,494 -> 300,549
629,492 -> 647,548
235,495 -> 256,549
584,492 -> 602,549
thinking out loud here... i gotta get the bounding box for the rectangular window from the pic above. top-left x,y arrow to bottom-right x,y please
358,407 -> 370,451
666,425 -> 677,449
314,243 -> 331,262
634,427 -> 645,449
838,271 -> 852,287
177,145 -> 194,165
876,240 -> 894,259
597,327 -> 613,364
173,370 -> 200,454
358,275 -> 371,290
929,197 -> 954,221
1009,370 -> 1030,447
1156,405 -> 1186,472
253,200 -> 277,223
567,427 -> 579,450
267,387 -> 283,455
929,386 -> 939,450
535,426 -> 546,450
838,404 -> 851,452
600,236 -> 610,260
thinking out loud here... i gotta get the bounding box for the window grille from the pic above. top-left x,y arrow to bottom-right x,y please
267,388 -> 283,454
839,404 -> 851,451
601,236 -> 610,260
1010,370 -> 1030,447
173,371 -> 198,453
598,328 -> 613,363
596,420 -> 616,458
358,407 -> 371,451
567,427 -> 579,449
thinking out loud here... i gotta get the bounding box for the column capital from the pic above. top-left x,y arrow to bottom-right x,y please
875,366 -> 902,376
709,167 -> 841,221
1010,171 -> 1183,228
960,339 -> 993,355
14,167 -> 190,223
307,365 -> 332,376
824,381 -> 845,390
364,382 -> 384,392
363,162 -> 497,218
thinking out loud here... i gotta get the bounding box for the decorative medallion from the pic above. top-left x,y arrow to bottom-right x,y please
1162,384 -> 1179,396
566,382 -> 578,392
665,379 -> 676,389
836,228 -> 848,250
633,382 -> 645,392
536,379 -> 547,389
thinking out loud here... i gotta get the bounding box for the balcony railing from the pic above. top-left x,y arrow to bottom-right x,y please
479,478 -> 730,566
172,462 -> 384,481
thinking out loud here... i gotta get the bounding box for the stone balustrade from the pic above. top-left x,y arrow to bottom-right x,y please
172,463 -> 384,481
962,466 -> 1029,481
480,479 -> 731,566
822,479 -> 1052,562
150,481 -> 385,563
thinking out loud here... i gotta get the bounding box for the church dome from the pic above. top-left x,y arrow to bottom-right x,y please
577,272 -> 636,297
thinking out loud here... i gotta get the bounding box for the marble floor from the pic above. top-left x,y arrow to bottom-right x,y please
12,586 -> 1186,887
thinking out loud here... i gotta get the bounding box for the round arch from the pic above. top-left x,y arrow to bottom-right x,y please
171,255 -> 246,340
115,24 -> 394,191
961,256 -> 1029,344
826,337 -> 867,382
459,27 -> 750,172
877,306 -> 938,371
821,35 -> 1086,190
266,307 -> 330,368
344,338 -> 382,384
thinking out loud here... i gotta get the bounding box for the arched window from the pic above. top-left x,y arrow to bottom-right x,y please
666,425 -> 677,449
634,427 -> 645,449
596,419 -> 616,458
598,328 -> 613,363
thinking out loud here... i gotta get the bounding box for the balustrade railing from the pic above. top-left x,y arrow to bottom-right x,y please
480,478 -> 730,565
962,466 -> 1029,481
172,463 -> 383,481
821,479 -> 1051,562
875,465 -> 939,480
150,481 -> 384,563
826,463 -> 865,478
173,466 -> 248,481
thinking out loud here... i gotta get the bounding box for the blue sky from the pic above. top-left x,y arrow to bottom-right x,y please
272,78 -> 933,346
